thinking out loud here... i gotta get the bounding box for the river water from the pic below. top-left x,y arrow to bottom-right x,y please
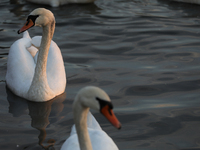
0,0 -> 200,150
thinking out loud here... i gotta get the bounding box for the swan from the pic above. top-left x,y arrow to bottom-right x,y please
61,86 -> 121,150
171,0 -> 200,5
6,8 -> 66,102
26,0 -> 96,7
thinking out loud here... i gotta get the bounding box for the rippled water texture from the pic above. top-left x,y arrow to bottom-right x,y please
1,0 -> 200,149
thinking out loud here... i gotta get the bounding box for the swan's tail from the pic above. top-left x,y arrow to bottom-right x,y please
23,31 -> 31,39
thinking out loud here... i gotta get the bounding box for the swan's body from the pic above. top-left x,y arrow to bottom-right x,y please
172,0 -> 200,5
6,8 -> 66,102
61,86 -> 121,150
26,0 -> 95,7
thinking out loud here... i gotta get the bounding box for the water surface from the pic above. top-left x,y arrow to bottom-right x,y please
0,0 -> 200,149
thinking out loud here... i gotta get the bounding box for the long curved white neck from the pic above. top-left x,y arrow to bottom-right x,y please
73,100 -> 93,150
27,21 -> 55,101
35,23 -> 54,78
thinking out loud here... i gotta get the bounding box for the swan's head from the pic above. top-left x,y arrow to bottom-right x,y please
18,8 -> 55,34
74,86 -> 121,129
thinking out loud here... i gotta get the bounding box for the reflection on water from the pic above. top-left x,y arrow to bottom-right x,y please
6,87 -> 66,149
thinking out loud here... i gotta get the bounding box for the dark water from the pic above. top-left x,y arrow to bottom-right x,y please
1,0 -> 200,149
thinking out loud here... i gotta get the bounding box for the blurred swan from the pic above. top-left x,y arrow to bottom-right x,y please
61,86 -> 121,150
172,0 -> 200,4
6,8 -> 66,102
26,0 -> 96,7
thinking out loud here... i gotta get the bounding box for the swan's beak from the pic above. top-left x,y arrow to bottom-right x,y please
101,105 -> 121,129
18,19 -> 34,34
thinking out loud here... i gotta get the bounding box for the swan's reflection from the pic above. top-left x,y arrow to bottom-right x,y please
6,86 -> 66,149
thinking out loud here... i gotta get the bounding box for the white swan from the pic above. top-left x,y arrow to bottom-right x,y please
6,8 -> 66,102
172,0 -> 200,5
61,86 -> 121,150
26,0 -> 96,7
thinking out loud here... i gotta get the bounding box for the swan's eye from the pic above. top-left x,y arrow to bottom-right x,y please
27,15 -> 39,24
96,97 -> 113,113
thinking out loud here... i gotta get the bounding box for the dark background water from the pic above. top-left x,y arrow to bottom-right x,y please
1,0 -> 200,149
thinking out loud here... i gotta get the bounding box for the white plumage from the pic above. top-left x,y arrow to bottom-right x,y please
61,112 -> 119,150
6,8 -> 66,102
61,86 -> 121,150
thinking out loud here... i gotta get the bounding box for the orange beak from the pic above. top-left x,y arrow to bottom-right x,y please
18,19 -> 34,34
101,105 -> 121,129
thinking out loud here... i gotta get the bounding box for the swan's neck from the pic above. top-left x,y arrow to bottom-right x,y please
35,23 -> 54,77
27,21 -> 55,101
74,101 -> 93,150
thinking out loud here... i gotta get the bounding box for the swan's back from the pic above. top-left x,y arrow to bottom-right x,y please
6,33 -> 35,98
70,112 -> 101,136
32,36 -> 66,94
61,112 -> 118,150
6,31 -> 66,100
